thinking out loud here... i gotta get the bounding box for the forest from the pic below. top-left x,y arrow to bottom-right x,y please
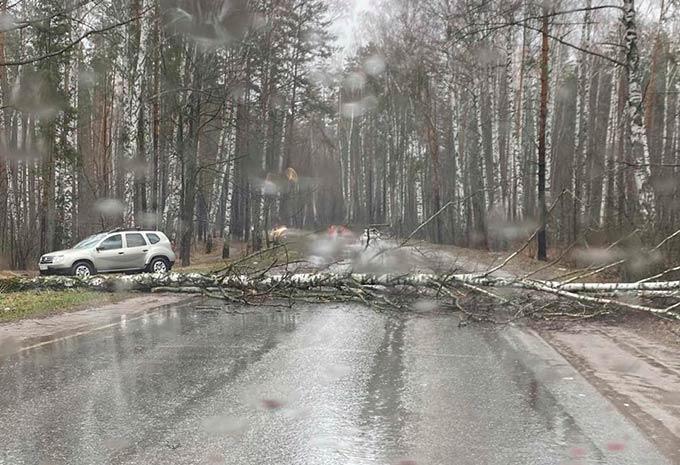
0,0 -> 678,271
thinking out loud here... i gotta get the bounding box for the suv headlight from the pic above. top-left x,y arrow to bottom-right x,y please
52,255 -> 65,264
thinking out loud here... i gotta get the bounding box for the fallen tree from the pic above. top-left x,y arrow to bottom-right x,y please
3,205 -> 679,322
2,270 -> 679,320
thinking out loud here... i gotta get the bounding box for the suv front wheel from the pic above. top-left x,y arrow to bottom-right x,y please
148,257 -> 170,273
72,261 -> 95,278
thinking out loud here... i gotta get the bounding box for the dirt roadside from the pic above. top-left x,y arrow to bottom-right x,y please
534,315 -> 680,464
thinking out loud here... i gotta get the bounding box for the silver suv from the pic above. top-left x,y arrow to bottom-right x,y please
39,229 -> 176,277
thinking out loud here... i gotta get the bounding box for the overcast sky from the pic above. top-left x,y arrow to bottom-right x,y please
327,0 -> 669,67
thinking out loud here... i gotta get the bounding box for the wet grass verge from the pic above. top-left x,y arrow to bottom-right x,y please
0,290 -> 132,323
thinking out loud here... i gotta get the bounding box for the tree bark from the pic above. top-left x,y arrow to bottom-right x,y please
537,9 -> 550,261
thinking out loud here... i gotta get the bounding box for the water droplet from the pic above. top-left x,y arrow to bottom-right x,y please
606,441 -> 625,452
0,12 -> 17,31
94,198 -> 126,217
261,398 -> 285,410
343,72 -> 366,92
569,446 -> 587,459
364,54 -> 386,76
412,300 -> 438,313
341,101 -> 366,118
201,415 -> 249,436
137,211 -> 159,228
102,438 -> 130,451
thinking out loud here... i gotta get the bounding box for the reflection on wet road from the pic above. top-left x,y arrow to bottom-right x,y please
0,300 -> 671,465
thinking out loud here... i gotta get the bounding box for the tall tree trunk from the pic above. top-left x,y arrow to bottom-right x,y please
151,1 -> 161,228
179,50 -> 202,267
622,0 -> 654,218
537,8 -> 549,261
572,1 -> 592,243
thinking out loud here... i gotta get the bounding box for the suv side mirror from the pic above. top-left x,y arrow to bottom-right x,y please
96,246 -> 103,252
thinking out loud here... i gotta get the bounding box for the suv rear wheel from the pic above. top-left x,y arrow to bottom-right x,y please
72,261 -> 94,278
148,257 -> 170,273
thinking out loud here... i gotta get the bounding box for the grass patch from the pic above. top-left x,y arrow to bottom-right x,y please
0,290 -> 130,323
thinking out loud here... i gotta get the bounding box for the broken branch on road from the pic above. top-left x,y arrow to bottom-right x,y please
2,268 -> 679,320
5,218 -> 680,322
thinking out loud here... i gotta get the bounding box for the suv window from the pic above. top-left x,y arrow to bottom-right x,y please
126,233 -> 147,248
99,234 -> 122,251
146,233 -> 161,244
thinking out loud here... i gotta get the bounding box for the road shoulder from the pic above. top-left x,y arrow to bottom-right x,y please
503,325 -> 676,465
0,294 -> 193,356
533,320 -> 680,464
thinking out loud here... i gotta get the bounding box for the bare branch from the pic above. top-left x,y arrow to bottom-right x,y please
0,8 -> 151,66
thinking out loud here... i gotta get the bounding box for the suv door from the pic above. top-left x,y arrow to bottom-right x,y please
124,233 -> 149,270
94,234 -> 127,271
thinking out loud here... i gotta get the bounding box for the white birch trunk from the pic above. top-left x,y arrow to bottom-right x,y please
623,0 -> 655,217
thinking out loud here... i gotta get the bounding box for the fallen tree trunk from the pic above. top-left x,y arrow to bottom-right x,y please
5,271 -> 679,292
1,271 -> 679,319
0,272 -> 223,292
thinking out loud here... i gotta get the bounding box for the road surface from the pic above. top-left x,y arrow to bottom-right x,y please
0,299 -> 673,465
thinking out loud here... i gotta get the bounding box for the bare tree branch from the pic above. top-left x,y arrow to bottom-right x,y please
0,8 -> 150,66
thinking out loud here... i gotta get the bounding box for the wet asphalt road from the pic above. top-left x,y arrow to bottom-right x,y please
0,300 -> 672,465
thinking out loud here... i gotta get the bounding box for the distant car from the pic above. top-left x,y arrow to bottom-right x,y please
327,225 -> 355,240
39,229 -> 176,277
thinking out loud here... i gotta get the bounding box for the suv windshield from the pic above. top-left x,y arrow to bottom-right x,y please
73,233 -> 107,249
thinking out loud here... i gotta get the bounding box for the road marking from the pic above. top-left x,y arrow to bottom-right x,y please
12,312 -> 155,355
5,297 -> 197,356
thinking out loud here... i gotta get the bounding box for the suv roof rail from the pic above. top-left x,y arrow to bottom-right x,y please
107,226 -> 144,233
